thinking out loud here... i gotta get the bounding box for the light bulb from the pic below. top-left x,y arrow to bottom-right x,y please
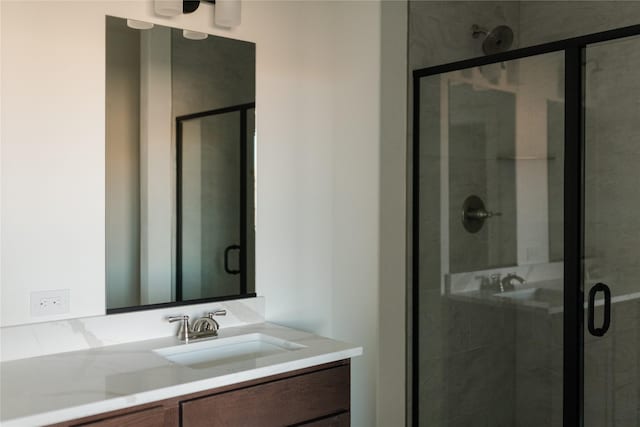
183,29 -> 208,40
126,19 -> 154,30
154,0 -> 182,17
214,0 -> 241,28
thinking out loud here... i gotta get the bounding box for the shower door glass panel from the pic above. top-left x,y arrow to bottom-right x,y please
180,111 -> 241,300
584,35 -> 640,427
416,51 -> 564,426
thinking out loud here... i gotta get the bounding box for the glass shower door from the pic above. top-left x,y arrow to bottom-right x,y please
180,110 -> 242,301
584,34 -> 640,427
415,51 -> 565,426
176,103 -> 259,302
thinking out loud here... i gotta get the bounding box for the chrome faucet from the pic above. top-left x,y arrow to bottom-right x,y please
476,273 -> 502,292
490,273 -> 502,290
476,272 -> 525,293
168,310 -> 227,342
192,310 -> 227,334
501,273 -> 525,292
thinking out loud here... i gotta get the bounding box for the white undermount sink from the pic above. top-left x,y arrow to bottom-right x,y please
153,333 -> 306,369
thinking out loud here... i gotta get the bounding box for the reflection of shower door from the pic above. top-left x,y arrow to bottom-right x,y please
413,25 -> 640,427
177,103 -> 255,302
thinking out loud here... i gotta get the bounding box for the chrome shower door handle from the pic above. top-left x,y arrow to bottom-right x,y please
588,282 -> 611,337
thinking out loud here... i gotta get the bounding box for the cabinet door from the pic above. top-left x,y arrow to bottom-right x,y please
181,365 -> 350,427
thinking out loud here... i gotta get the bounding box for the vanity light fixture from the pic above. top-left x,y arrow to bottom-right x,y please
126,19 -> 155,30
183,29 -> 208,40
213,0 -> 241,28
154,0 -> 183,17
157,0 -> 241,28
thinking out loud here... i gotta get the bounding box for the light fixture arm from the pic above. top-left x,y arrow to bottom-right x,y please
165,0 -> 240,28
183,0 -> 216,14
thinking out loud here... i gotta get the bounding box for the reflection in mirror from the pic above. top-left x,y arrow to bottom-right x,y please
415,50 -> 566,427
437,53 -> 564,278
105,16 -> 256,311
178,105 -> 255,301
448,82 -> 516,273
547,99 -> 564,263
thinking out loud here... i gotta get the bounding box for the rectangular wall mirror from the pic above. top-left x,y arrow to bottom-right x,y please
105,16 -> 256,312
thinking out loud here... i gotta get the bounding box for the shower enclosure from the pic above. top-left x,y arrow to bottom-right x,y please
413,25 -> 640,426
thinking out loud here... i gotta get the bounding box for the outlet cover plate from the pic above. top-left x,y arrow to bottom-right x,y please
30,289 -> 70,317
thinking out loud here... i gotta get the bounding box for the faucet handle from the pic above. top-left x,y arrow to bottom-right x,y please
199,310 -> 226,332
503,273 -> 526,285
207,310 -> 227,318
168,315 -> 191,341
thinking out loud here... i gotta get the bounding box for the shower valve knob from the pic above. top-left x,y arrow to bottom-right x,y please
465,209 -> 502,220
461,195 -> 501,233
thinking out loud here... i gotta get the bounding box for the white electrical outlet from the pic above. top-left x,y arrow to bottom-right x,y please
30,289 -> 70,317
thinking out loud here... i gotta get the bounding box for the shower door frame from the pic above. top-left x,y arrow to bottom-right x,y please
175,102 -> 255,303
412,24 -> 640,427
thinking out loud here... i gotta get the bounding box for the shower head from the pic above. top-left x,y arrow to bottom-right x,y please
472,24 -> 514,55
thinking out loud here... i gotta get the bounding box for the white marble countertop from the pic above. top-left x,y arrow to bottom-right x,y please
0,322 -> 362,426
449,279 -> 564,313
450,278 -> 640,315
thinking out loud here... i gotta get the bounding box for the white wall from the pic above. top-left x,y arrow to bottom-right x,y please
1,1 -> 400,425
2,1 -> 108,325
330,4 -> 381,426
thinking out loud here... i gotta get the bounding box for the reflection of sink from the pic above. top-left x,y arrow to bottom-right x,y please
496,288 -> 538,300
496,288 -> 562,304
154,333 -> 306,369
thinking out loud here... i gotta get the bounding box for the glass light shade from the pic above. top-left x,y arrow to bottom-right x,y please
214,0 -> 241,28
154,0 -> 182,17
183,29 -> 208,40
126,19 -> 155,30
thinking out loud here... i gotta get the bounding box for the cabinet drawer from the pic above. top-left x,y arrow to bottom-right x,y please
73,406 -> 167,427
181,365 -> 350,427
296,412 -> 350,426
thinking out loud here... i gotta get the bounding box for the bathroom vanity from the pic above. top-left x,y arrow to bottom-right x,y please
49,360 -> 350,426
0,299 -> 362,427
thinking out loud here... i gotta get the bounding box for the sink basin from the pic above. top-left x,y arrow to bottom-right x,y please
154,333 -> 306,369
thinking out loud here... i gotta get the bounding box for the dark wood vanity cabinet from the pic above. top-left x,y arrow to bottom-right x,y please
181,362 -> 349,426
49,360 -> 350,427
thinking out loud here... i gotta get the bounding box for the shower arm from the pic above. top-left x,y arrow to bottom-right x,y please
472,24 -> 488,39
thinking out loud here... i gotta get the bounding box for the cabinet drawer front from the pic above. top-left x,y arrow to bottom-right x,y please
181,365 -> 350,427
296,412 -> 350,427
74,406 -> 167,427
